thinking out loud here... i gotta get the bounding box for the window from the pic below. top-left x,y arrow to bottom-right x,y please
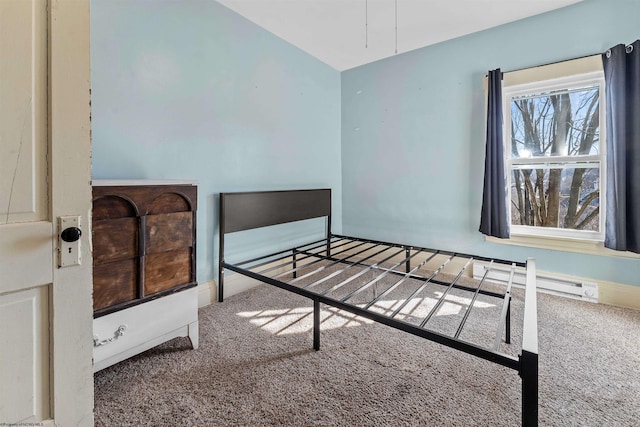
502,62 -> 605,242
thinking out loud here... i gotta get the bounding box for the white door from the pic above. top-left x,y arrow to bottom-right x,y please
0,1 -> 93,426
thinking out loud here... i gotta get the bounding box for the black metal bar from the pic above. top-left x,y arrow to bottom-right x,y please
234,239 -> 367,290
225,239 -> 350,290
454,261 -> 493,339
326,218 -> 332,258
223,261 -> 520,370
389,254 -> 455,318
301,244 -> 397,290
506,297 -> 512,345
234,235 -> 504,299
285,240 -> 383,284
520,350 -> 539,427
219,201 -> 333,302
218,195 -> 225,302
339,248 -> 422,302
251,251 -> 315,277
313,298 -> 320,351
322,253 -> 506,300
320,248 -> 410,301
405,246 -> 411,273
419,257 -> 474,328
364,251 -> 440,310
494,264 -> 517,351
235,237 -> 337,267
275,238 -> 368,280
292,248 -> 298,279
333,233 -> 526,269
250,238 -> 352,277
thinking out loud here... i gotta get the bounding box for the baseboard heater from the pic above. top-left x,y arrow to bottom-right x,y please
473,261 -> 598,303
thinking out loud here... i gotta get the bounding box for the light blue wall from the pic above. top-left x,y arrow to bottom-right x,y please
341,0 -> 640,285
92,0 -> 638,287
91,0 -> 342,283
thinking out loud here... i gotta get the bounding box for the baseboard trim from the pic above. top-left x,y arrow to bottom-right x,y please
198,260 -> 294,308
197,280 -> 217,308
197,275 -> 274,308
598,280 -> 640,310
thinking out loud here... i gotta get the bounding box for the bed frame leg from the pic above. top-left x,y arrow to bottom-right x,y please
218,265 -> 224,303
405,246 -> 411,273
506,296 -> 512,344
520,350 -> 538,427
293,248 -> 298,279
313,299 -> 320,351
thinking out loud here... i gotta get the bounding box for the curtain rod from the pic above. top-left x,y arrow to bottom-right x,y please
504,51 -> 602,74
490,51 -> 602,76
497,40 -> 637,75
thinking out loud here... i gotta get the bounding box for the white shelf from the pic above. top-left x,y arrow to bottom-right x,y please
92,179 -> 198,187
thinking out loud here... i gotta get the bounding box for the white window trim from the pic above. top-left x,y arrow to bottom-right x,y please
486,234 -> 640,260
499,56 -> 609,249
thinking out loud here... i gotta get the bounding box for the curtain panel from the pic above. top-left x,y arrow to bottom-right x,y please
603,40 -> 640,254
479,69 -> 509,238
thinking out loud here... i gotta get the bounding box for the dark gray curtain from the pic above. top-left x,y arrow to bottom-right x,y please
479,69 -> 509,238
603,40 -> 640,254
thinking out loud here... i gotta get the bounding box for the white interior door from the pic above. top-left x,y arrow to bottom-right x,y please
0,1 -> 93,425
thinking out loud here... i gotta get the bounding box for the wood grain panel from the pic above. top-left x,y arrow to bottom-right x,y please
144,249 -> 192,295
145,212 -> 192,254
93,259 -> 137,310
147,192 -> 190,214
92,217 -> 138,264
93,185 -> 196,215
92,195 -> 137,220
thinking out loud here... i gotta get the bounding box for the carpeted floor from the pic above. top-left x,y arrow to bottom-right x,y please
94,277 -> 640,426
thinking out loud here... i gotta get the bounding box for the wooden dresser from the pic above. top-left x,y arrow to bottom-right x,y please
91,180 -> 199,371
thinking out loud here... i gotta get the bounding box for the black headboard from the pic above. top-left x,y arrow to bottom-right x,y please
220,189 -> 331,233
218,189 -> 332,302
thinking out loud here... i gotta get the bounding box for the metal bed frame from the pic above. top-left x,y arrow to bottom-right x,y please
218,189 -> 538,427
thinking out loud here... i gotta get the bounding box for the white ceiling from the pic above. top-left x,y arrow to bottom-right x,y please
217,0 -> 584,71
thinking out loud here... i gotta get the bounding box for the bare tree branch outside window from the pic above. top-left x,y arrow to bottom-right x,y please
509,86 -> 601,232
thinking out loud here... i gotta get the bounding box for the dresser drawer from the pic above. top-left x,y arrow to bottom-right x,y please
93,287 -> 198,371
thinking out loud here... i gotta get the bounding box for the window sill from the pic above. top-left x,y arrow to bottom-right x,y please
486,234 -> 640,259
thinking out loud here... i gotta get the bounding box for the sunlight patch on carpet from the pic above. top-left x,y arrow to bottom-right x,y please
235,293 -> 496,335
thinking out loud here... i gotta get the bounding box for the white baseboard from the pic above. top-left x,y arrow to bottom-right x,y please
598,279 -> 640,310
198,259 -> 294,308
197,280 -> 217,308
197,276 -> 262,308
197,276 -> 273,308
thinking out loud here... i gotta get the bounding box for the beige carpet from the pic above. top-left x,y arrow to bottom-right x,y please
94,275 -> 640,426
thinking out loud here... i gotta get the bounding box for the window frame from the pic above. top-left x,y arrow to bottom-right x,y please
502,69 -> 606,242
